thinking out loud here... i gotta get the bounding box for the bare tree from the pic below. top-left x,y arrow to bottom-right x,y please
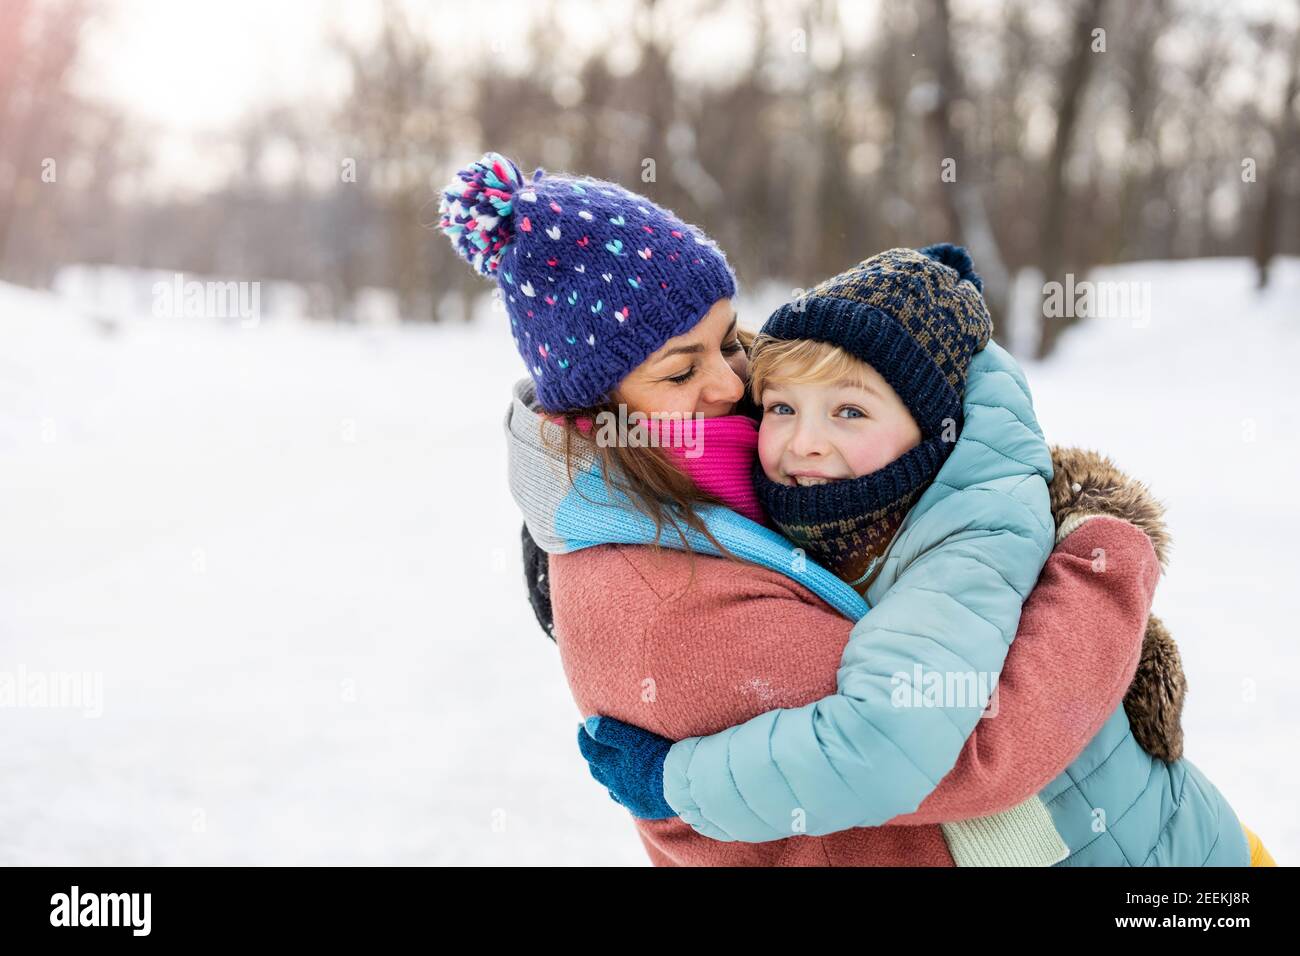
921,0 -> 1012,335
335,0 -> 442,320
1254,19 -> 1300,289
0,0 -> 94,283
1036,0 -> 1108,359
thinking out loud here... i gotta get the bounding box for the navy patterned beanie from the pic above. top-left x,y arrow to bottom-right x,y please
760,244 -> 991,438
438,152 -> 737,412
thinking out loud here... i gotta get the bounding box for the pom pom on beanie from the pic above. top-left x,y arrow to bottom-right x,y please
918,242 -> 983,293
438,152 -> 529,276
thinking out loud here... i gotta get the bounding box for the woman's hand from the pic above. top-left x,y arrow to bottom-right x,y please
576,716 -> 676,820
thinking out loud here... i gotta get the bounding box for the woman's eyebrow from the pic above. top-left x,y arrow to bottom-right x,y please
655,317 -> 739,361
656,342 -> 704,360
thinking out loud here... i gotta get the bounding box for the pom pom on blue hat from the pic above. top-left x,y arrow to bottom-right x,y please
918,242 -> 983,292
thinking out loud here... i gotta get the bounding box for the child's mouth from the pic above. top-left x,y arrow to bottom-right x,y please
791,475 -> 839,487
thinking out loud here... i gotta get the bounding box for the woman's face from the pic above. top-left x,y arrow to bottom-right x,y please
613,299 -> 747,418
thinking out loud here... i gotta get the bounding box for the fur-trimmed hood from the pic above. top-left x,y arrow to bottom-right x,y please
1049,446 -> 1185,763
1049,446 -> 1170,569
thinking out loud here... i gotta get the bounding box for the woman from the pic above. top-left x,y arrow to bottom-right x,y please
442,152 -> 1250,865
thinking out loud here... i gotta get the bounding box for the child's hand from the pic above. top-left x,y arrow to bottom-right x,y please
576,716 -> 676,820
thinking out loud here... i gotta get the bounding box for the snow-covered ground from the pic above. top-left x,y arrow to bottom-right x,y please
1026,258 -> 1300,865
1,258 -> 1296,865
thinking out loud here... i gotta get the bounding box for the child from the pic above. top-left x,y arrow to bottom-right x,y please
745,250 -> 1190,754
672,244 -> 1269,861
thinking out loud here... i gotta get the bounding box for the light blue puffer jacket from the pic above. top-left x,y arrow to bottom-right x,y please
1043,708 -> 1247,865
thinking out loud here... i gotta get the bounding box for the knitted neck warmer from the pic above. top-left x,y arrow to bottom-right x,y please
754,435 -> 951,594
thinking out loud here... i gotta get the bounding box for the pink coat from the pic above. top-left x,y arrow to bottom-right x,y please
549,516 -> 1158,866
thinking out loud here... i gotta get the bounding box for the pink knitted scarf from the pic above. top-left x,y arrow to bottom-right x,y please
653,415 -> 767,526
559,412 -> 767,526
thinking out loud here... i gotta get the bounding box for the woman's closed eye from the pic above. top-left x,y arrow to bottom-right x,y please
664,336 -> 743,385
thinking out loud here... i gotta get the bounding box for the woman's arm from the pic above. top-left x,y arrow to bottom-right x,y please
889,515 -> 1160,824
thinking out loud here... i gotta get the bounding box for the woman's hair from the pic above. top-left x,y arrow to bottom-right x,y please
539,328 -> 756,568
747,333 -> 875,404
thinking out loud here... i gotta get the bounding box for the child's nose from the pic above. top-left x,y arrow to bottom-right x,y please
790,419 -> 829,458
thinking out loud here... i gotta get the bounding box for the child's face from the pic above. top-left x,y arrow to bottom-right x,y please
757,366 -> 922,486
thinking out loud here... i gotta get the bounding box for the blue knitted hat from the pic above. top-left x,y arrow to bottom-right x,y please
438,152 -> 737,412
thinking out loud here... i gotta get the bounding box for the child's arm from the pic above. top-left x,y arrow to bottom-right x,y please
659,343 -> 1057,842
888,515 -> 1159,823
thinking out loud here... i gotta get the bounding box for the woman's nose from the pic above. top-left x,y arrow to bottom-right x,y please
703,360 -> 745,407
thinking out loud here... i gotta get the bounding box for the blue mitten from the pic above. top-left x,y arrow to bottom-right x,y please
576,716 -> 675,820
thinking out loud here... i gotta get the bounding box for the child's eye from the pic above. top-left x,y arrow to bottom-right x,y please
836,406 -> 866,419
666,367 -> 696,385
766,402 -> 794,415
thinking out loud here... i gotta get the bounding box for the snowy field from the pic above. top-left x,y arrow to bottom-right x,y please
1,258 -> 1296,865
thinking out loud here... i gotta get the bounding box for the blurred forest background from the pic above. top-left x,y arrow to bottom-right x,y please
1,0 -> 1297,356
